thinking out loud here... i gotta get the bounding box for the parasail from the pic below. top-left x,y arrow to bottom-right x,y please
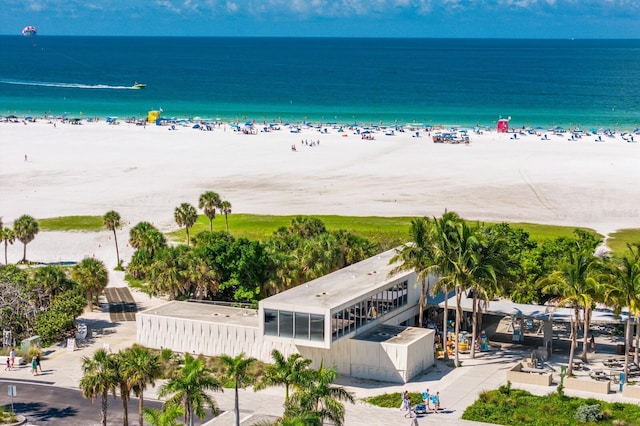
22,26 -> 37,37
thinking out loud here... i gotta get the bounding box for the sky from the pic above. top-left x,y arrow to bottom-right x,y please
1,0 -> 639,38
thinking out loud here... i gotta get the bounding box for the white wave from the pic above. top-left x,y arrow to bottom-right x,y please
0,78 -> 136,90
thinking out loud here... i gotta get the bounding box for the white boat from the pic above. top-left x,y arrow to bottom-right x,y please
132,82 -> 146,89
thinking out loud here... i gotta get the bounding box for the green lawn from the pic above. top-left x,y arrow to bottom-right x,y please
462,385 -> 640,425
38,215 -> 104,232
606,229 -> 640,256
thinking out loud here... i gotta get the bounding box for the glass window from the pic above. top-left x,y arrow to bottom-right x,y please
295,312 -> 309,339
279,311 -> 294,338
310,314 -> 324,341
264,309 -> 278,336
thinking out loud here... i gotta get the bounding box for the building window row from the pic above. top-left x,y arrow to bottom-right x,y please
264,309 -> 324,342
331,280 -> 408,341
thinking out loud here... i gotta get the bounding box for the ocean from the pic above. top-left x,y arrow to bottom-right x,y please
1,37 -> 639,129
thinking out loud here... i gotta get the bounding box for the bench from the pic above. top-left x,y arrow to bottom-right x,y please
506,362 -> 553,386
564,377 -> 610,394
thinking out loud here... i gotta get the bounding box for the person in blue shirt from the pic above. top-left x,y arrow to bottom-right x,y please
431,392 -> 440,413
421,388 -> 430,410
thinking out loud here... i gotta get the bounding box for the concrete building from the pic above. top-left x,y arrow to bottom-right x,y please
137,248 -> 435,383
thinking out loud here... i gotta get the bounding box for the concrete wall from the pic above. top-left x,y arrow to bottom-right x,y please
622,385 -> 640,399
564,377 -> 610,394
506,362 -> 553,387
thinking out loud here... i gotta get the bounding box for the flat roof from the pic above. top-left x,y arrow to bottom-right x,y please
352,324 -> 434,345
261,248 -> 412,310
139,301 -> 259,328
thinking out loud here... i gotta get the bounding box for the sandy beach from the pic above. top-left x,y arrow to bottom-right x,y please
1,119 -> 639,266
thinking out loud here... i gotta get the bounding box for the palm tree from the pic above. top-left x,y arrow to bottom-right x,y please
72,257 -> 109,312
143,405 -> 184,426
287,362 -> 354,426
13,214 -> 39,262
219,353 -> 257,426
255,350 -> 312,403
80,348 -> 118,426
541,246 -> 601,375
123,346 -> 163,426
174,203 -> 198,246
605,243 -> 640,383
112,351 -> 132,426
0,226 -> 15,264
129,222 -> 155,249
220,200 -> 232,232
198,191 -> 221,232
389,217 -> 435,329
159,353 -> 222,426
103,210 -> 123,267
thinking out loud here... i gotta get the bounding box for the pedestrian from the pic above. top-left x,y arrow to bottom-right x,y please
31,356 -> 38,375
432,392 -> 440,413
590,335 -> 596,353
9,348 -> 15,369
24,154 -> 28,162
422,387 -> 431,410
36,353 -> 42,373
5,357 -> 10,371
404,397 -> 414,418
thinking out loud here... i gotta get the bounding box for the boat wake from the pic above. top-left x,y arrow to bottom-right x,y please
0,78 -> 138,90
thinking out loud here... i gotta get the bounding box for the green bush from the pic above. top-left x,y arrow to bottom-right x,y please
574,404 -> 602,423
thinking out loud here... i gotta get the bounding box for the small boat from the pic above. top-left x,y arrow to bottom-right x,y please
132,82 -> 146,89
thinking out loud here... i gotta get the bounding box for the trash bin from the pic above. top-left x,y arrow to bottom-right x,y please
617,344 -> 625,355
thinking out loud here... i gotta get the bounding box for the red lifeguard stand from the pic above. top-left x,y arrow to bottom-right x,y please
497,117 -> 511,133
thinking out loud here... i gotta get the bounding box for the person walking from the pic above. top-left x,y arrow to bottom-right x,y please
5,357 -> 10,371
404,397 -> 414,418
31,356 -> 38,375
432,392 -> 441,413
422,388 -> 431,411
9,348 -> 15,369
35,353 -> 42,373
399,390 -> 409,411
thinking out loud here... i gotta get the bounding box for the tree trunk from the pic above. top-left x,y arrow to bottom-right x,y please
471,291 -> 478,359
418,277 -> 425,328
22,242 -> 27,262
122,393 -> 129,426
209,219 -> 213,233
225,214 -> 229,232
113,229 -> 120,266
567,309 -> 579,377
624,315 -> 631,384
138,389 -> 144,426
635,313 -> 639,366
4,242 -> 8,264
234,385 -> 240,426
581,307 -> 591,362
455,286 -> 462,367
101,391 -> 108,426
186,226 -> 190,246
442,290 -> 449,362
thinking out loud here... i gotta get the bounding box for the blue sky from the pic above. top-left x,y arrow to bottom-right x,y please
2,0 -> 639,38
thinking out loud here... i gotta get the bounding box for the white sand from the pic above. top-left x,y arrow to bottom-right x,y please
1,119 -> 639,267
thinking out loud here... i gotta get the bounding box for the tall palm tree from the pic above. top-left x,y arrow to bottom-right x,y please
605,243 -> 640,383
103,210 -> 123,267
220,200 -> 232,233
112,351 -> 132,426
288,362 -> 354,426
0,226 -> 15,264
80,348 -> 118,426
123,346 -> 163,426
174,203 -> 198,246
198,191 -> 221,232
219,353 -> 257,426
13,214 -> 39,262
255,350 -> 312,403
143,405 -> 184,426
389,217 -> 435,329
72,257 -> 109,312
159,353 -> 222,426
129,222 -> 155,249
541,246 -> 601,375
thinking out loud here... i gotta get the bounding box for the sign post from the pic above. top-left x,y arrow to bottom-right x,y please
7,385 -> 16,413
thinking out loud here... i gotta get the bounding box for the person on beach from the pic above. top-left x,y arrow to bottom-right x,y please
36,353 -> 42,373
432,392 -> 440,413
31,356 -> 38,375
24,154 -> 28,162
9,349 -> 15,369
590,335 -> 596,353
404,397 -> 414,418
400,390 -> 409,410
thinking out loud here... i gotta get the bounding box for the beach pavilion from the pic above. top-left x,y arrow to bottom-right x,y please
137,248 -> 435,384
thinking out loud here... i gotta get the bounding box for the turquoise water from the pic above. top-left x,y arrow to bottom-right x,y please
1,37 -> 639,128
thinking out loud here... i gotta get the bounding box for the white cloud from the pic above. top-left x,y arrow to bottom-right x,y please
226,1 -> 239,12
